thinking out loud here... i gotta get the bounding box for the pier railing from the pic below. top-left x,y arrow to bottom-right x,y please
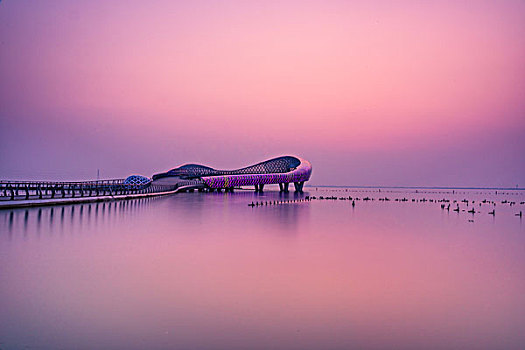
0,179 -> 178,201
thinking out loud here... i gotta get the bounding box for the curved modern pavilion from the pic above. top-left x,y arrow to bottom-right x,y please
152,156 -> 312,192
0,156 -> 311,207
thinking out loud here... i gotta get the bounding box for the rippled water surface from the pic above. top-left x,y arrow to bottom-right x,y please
1,187 -> 524,350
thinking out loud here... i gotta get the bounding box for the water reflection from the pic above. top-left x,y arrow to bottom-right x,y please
0,191 -> 313,240
0,188 -> 524,350
1,188 -> 523,240
0,197 -> 149,239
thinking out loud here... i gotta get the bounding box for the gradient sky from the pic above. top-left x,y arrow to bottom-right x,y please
1,0 -> 524,187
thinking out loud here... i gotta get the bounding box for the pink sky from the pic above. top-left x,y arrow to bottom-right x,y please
1,0 -> 524,186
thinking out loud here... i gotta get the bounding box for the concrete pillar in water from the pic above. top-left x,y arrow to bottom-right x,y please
294,181 -> 304,192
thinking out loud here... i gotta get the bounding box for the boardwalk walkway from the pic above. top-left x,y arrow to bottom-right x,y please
0,179 -> 182,209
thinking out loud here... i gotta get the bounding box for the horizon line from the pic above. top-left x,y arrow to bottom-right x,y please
306,185 -> 525,191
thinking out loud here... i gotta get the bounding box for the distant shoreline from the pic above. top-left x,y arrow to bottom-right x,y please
306,185 -> 525,191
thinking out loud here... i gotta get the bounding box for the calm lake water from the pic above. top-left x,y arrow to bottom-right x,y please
1,187 -> 524,350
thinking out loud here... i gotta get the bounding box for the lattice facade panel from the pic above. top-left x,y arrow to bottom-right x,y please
155,156 -> 303,180
201,158 -> 312,188
124,175 -> 152,187
152,156 -> 312,189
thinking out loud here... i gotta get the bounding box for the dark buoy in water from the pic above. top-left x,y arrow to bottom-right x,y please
352,201 -> 355,207
516,211 -> 523,217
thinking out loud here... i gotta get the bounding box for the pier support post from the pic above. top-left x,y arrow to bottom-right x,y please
294,181 -> 304,192
279,183 -> 290,192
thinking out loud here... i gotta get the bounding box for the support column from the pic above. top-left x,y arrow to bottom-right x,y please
294,181 -> 304,192
278,183 -> 291,192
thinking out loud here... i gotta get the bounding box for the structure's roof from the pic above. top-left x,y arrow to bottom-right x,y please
153,156 -> 305,180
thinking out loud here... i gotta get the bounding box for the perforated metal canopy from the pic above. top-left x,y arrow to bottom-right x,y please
124,175 -> 152,186
151,156 -> 312,190
153,156 -> 303,180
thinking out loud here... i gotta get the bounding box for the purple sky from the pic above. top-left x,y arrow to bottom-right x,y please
0,0 -> 524,187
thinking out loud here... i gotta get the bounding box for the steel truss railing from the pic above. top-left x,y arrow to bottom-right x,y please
0,179 -> 178,201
